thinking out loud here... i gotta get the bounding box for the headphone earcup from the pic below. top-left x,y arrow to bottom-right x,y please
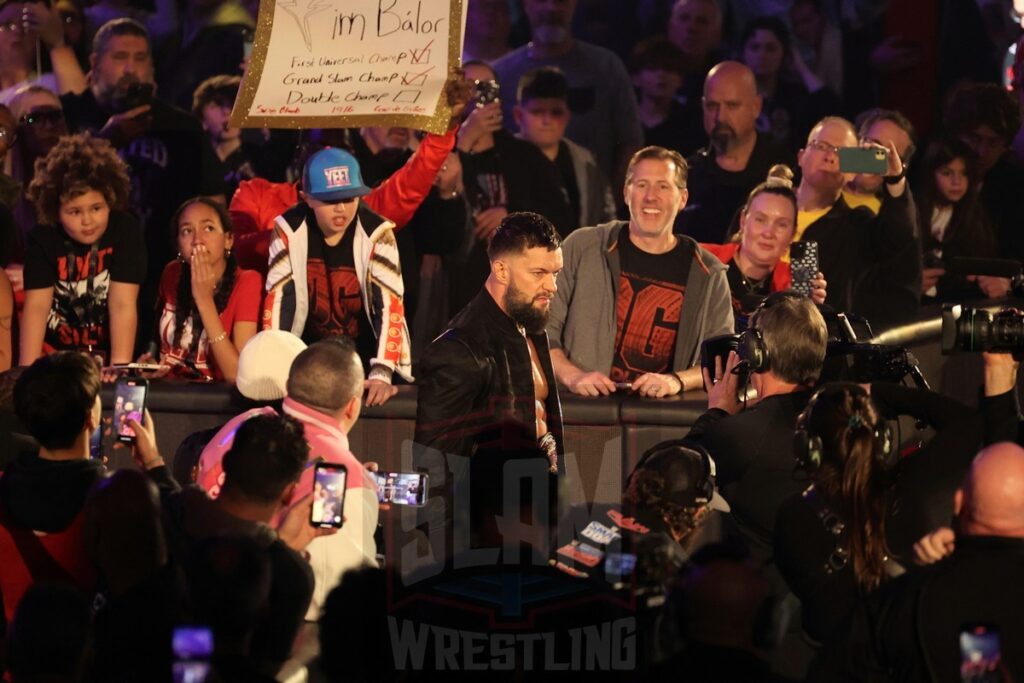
808,435 -> 823,468
876,422 -> 895,465
738,329 -> 769,373
794,428 -> 823,470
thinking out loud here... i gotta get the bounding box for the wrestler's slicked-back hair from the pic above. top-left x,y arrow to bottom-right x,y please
286,336 -> 364,413
487,211 -> 561,260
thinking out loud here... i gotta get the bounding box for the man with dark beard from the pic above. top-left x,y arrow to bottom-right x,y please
679,61 -> 791,243
417,211 -> 564,467
415,212 -> 564,558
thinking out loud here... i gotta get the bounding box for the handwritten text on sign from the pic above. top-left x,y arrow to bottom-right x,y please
232,0 -> 465,133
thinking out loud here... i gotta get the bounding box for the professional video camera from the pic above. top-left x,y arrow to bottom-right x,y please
942,303 -> 1024,354
701,310 -> 928,390
820,340 -> 928,388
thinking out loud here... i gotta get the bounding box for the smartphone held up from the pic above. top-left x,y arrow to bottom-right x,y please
838,146 -> 888,175
372,471 -> 429,507
311,462 -> 348,528
113,376 -> 148,444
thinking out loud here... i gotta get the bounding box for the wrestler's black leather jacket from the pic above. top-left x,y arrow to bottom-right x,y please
414,289 -> 565,475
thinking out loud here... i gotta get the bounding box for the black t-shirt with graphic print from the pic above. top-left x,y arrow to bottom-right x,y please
462,146 -> 509,212
23,210 -> 147,354
610,231 -> 692,382
304,221 -> 361,345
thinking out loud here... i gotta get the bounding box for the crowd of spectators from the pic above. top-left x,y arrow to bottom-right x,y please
0,0 -> 1023,680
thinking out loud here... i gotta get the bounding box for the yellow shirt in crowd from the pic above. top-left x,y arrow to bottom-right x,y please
784,190 -> 881,263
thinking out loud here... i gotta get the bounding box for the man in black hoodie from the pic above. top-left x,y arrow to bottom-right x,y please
0,351 -> 105,634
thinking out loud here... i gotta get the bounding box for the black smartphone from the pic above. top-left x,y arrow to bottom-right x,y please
960,625 -> 1002,683
121,81 -> 154,111
473,79 -> 500,107
172,625 -> 213,683
790,240 -> 819,298
113,376 -> 148,444
311,462 -> 348,528
838,146 -> 888,174
372,471 -> 428,506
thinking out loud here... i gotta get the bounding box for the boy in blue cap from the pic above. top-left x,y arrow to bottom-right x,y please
264,147 -> 411,405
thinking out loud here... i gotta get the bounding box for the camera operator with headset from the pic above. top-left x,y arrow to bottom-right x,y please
772,380 -> 982,652
685,291 -> 828,560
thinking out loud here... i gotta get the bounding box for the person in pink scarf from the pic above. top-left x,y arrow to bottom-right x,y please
196,336 -> 378,617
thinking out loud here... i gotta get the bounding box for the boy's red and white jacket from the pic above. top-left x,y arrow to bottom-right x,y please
263,201 -> 414,383
197,397 -> 380,617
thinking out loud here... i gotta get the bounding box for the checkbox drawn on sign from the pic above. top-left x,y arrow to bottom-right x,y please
410,40 -> 434,64
401,65 -> 434,86
393,90 -> 422,104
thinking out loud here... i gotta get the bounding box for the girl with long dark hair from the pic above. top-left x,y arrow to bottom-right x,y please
774,382 -> 982,646
146,197 -> 261,381
917,137 -> 1004,301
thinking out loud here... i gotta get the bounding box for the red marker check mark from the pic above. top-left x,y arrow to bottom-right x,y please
410,40 -> 434,64
401,65 -> 435,86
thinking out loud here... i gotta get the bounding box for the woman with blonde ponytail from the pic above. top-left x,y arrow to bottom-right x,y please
701,164 -> 827,330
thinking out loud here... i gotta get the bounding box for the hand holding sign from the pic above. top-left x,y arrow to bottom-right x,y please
233,0 -> 467,134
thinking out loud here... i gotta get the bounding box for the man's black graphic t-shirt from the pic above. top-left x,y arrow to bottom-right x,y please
304,224 -> 361,344
610,231 -> 692,382
463,146 -> 509,213
23,210 -> 146,354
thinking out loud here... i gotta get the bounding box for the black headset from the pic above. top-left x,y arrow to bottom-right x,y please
626,438 -> 718,508
793,383 -> 895,471
736,291 -> 807,374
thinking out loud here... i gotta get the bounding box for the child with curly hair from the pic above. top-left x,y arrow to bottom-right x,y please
20,133 -> 145,365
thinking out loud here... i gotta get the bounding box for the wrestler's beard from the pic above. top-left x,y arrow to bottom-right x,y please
505,281 -> 550,334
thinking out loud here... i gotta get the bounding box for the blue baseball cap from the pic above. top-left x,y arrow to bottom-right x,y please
302,147 -> 371,202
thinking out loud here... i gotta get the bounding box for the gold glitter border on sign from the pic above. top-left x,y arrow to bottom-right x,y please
230,0 -> 464,134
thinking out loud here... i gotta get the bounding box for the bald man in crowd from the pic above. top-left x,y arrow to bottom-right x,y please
850,443 -> 1024,680
680,60 -> 790,243
792,116 -> 920,331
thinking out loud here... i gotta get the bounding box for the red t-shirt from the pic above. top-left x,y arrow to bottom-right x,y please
157,261 -> 263,380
